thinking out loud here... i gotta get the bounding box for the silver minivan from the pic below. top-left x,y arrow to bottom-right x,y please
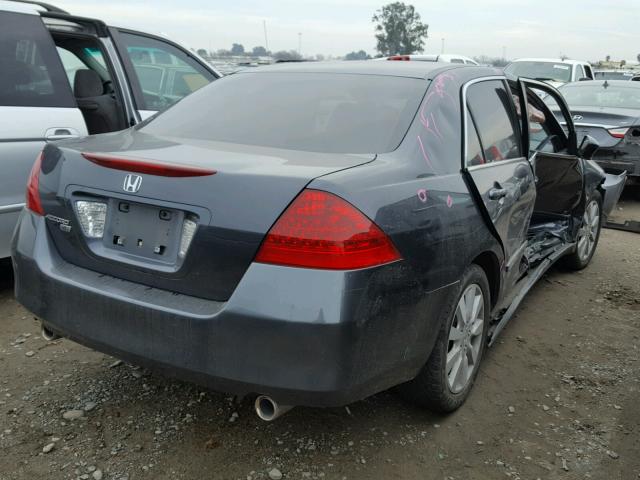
0,0 -> 219,258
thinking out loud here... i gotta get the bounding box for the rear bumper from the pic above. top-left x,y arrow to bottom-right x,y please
12,212 -> 453,407
601,172 -> 627,218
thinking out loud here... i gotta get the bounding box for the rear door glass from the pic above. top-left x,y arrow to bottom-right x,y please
115,31 -> 214,112
0,11 -> 74,107
466,80 -> 521,162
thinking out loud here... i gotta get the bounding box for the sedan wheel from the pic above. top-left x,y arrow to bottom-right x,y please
562,192 -> 602,271
397,264 -> 489,413
447,284 -> 484,394
577,199 -> 600,262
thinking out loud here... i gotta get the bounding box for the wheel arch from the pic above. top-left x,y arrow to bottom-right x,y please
471,250 -> 500,308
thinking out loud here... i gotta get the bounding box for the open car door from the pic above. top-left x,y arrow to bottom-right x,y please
518,79 -> 587,224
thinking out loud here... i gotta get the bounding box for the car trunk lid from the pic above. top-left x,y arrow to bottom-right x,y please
41,130 -> 375,301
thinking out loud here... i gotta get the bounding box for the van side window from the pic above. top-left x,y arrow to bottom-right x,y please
0,12 -> 74,108
117,32 -> 214,112
466,80 -> 521,162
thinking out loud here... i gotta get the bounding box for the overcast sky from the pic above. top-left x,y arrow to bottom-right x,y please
56,0 -> 639,61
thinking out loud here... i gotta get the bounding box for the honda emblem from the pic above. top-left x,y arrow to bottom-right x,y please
123,174 -> 142,193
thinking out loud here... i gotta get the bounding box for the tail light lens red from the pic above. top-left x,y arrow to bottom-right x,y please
608,127 -> 629,139
255,189 -> 402,270
26,151 -> 44,216
388,55 -> 411,61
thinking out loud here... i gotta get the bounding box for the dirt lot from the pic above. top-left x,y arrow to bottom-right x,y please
1,189 -> 639,480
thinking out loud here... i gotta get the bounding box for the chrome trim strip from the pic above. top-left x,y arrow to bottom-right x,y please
0,138 -> 44,143
0,203 -> 25,214
573,122 -> 618,130
466,156 -> 526,172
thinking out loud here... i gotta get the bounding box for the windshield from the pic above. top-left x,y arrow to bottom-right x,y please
559,84 -> 640,109
141,72 -> 426,154
594,71 -> 635,80
505,61 -> 573,83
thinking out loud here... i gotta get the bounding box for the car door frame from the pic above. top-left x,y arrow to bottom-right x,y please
517,78 -> 590,221
460,75 -> 537,298
107,27 -> 219,120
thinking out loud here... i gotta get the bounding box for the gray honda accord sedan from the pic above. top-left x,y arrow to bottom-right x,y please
12,61 -> 622,420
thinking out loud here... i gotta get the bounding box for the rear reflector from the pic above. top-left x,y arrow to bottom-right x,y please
608,128 -> 629,139
82,153 -> 216,177
388,55 -> 411,61
255,189 -> 402,270
26,151 -> 44,216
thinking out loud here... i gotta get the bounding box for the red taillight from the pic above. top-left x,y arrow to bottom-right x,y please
255,189 -> 402,270
608,127 -> 628,139
81,153 -> 216,177
388,55 -> 411,61
26,151 -> 44,216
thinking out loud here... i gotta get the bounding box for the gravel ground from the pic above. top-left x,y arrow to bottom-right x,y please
1,188 -> 639,480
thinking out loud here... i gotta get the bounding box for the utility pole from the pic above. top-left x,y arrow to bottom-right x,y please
441,38 -> 445,54
298,32 -> 302,56
263,20 -> 269,53
502,46 -> 506,61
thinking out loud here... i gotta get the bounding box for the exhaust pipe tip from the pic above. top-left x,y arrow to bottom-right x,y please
254,395 -> 293,422
41,324 -> 60,342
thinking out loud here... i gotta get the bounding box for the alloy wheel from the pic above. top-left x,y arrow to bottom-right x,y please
577,199 -> 600,262
446,284 -> 484,394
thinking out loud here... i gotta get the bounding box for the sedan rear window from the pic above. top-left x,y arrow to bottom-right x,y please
141,72 -> 427,154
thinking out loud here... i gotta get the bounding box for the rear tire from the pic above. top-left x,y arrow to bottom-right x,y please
398,264 -> 490,413
561,191 -> 602,270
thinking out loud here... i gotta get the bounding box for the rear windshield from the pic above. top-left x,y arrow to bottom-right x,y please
141,72 -> 426,154
505,61 -> 573,83
560,84 -> 640,109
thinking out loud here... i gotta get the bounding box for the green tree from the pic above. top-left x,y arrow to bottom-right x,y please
272,50 -> 303,61
251,46 -> 268,56
372,2 -> 428,55
196,48 -> 208,58
344,50 -> 370,60
231,43 -> 245,55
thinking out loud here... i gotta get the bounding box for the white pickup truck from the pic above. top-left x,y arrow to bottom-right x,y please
504,58 -> 594,88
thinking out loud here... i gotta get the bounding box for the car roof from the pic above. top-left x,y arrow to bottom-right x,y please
561,80 -> 640,88
236,60 -> 481,80
0,0 -> 45,14
512,58 -> 590,65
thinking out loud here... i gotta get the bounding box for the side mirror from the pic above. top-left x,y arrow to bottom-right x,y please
579,135 -> 599,159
